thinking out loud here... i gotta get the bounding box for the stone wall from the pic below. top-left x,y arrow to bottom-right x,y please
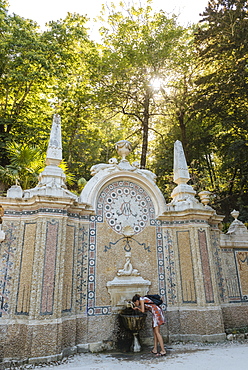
0,197 -> 90,361
1,173 -> 248,364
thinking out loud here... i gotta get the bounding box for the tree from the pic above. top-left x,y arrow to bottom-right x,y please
194,0 -> 248,220
0,7 -> 114,184
0,8 -> 58,165
96,1 -> 183,168
43,13 -> 127,181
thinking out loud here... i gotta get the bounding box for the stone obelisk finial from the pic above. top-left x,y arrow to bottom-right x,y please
46,114 -> 62,166
171,140 -> 196,205
22,114 -> 77,200
173,140 -> 190,185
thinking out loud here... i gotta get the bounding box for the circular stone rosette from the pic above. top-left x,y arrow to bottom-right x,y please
97,181 -> 155,235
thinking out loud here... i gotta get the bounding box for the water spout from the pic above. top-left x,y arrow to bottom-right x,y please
133,334 -> 141,352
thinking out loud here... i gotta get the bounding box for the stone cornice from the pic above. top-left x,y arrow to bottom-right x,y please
0,195 -> 93,217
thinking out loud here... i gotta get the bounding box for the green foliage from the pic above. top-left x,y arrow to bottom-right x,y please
0,9 -> 56,164
0,0 -> 247,222
0,141 -> 45,189
77,177 -> 87,192
97,1 -> 184,168
194,0 -> 248,220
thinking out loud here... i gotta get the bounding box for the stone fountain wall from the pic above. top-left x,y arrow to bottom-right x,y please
0,196 -> 90,360
1,120 -> 248,364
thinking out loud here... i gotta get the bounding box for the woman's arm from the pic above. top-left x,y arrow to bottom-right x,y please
140,299 -> 145,313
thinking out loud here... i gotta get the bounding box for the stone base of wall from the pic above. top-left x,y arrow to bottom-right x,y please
0,316 -> 87,362
167,307 -> 225,341
87,315 -> 116,343
3,305 -> 241,365
0,341 -> 114,370
222,304 -> 248,330
0,314 -> 123,363
169,333 -> 226,342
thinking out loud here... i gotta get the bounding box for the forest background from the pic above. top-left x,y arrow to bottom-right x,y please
0,0 -> 247,226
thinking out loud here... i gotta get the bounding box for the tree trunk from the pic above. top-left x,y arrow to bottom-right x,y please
140,90 -> 150,169
177,109 -> 188,160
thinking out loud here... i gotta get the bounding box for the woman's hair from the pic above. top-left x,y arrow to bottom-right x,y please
132,294 -> 141,303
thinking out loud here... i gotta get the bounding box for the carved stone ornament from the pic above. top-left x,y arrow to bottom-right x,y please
22,114 -> 77,200
117,252 -> 140,276
115,140 -> 132,161
107,251 -> 151,310
89,140 -> 157,183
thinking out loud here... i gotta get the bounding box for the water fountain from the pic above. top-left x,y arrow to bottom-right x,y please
119,305 -> 147,352
107,251 -> 150,352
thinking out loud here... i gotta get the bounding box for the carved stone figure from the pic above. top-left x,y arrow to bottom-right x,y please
90,158 -> 118,176
117,252 -> 140,276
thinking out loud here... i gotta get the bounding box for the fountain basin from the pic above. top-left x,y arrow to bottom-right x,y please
119,309 -> 147,352
120,313 -> 147,332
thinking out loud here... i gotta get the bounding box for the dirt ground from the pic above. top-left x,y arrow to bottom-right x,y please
27,340 -> 248,370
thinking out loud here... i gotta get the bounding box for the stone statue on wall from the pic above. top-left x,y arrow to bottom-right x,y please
117,252 -> 140,276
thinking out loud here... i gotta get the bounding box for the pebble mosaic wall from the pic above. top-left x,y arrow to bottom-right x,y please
221,248 -> 248,303
41,220 -> 58,315
1,181 -> 248,361
16,222 -> 36,315
235,250 -> 248,301
0,222 -> 18,317
62,224 -> 75,312
211,230 -> 226,302
177,230 -> 197,304
222,249 -> 241,302
163,230 -> 177,305
198,229 -> 214,303
87,180 -> 167,315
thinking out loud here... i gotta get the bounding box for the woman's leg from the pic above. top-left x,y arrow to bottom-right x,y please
152,327 -> 158,353
153,326 -> 166,355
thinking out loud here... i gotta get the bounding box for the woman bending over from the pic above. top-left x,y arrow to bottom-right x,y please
132,294 -> 166,356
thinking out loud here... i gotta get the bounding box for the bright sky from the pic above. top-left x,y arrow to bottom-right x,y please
8,0 -> 209,38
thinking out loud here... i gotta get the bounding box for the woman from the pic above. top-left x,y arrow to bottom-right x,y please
132,294 -> 166,356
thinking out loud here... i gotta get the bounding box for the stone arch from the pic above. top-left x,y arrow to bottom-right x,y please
79,171 -> 166,218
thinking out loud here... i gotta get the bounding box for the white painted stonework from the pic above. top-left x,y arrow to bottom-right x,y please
107,252 -> 151,309
79,140 -> 166,217
7,184 -> 23,198
22,114 -> 77,200
167,140 -> 214,212
220,210 -> 248,248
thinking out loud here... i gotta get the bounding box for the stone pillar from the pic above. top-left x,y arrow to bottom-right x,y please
219,210 -> 248,330
161,140 -> 226,341
161,209 -> 225,342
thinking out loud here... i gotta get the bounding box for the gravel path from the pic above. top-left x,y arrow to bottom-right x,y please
28,341 -> 248,370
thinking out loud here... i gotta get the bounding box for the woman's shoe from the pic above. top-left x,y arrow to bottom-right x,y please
151,350 -> 157,354
157,351 -> 166,356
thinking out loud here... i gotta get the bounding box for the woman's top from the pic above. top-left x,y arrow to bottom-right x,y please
140,296 -> 165,327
